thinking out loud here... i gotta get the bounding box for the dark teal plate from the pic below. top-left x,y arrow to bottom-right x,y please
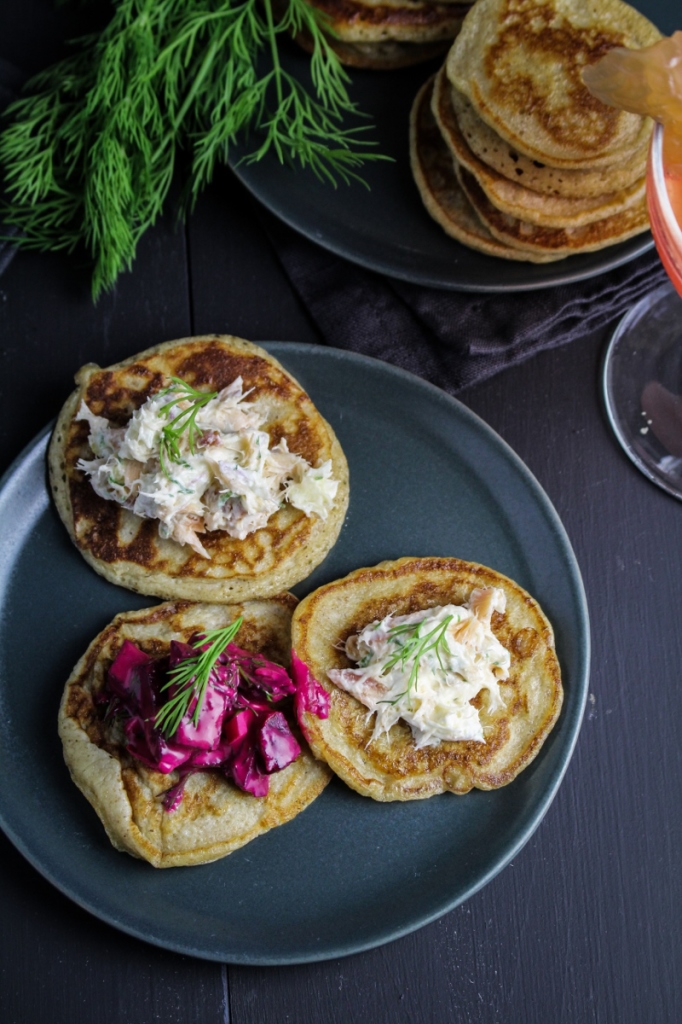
230,47 -> 653,293
0,345 -> 589,964
230,0 -> 674,292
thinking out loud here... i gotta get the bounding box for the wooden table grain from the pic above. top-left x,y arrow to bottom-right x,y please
1,6 -> 681,1023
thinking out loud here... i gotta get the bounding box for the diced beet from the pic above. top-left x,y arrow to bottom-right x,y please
107,641 -> 164,722
168,640 -> 196,668
123,717 -> 192,774
123,716 -> 156,769
136,662 -> 162,720
250,662 -> 296,699
174,682 -> 228,750
162,769 -> 197,812
258,712 -> 301,773
234,691 -> 274,716
225,644 -> 296,700
231,743 -> 269,797
105,633 -> 303,808
189,737 -> 234,767
154,741 -> 194,774
223,643 -> 253,662
292,651 -> 330,720
210,659 -> 239,695
223,708 -> 255,745
108,641 -> 151,704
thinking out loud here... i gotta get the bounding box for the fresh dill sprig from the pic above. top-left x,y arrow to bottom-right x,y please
155,617 -> 243,737
379,615 -> 454,706
157,376 -> 218,476
0,0 -> 387,299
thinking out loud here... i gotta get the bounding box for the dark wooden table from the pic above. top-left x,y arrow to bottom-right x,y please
2,5 -> 682,1023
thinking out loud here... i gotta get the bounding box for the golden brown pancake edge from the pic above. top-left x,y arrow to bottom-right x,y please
291,557 -> 564,801
49,335 -> 350,604
432,66 -> 646,229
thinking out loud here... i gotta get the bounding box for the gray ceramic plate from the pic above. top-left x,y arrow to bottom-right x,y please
229,48 -> 654,292
0,345 -> 589,964
230,0 -> 676,292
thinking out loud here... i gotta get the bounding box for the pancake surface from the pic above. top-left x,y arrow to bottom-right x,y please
410,77 -> 563,261
292,557 -> 563,801
432,68 -> 646,228
447,0 -> 661,168
299,37 -> 450,69
457,163 -> 649,254
49,335 -> 349,603
59,597 -> 332,867
302,0 -> 467,43
449,82 -> 648,199
295,0 -> 470,67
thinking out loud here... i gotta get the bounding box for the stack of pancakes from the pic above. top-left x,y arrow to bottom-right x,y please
411,0 -> 661,261
295,0 -> 473,69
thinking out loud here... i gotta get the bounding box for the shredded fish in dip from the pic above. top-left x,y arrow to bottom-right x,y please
76,377 -> 339,558
328,588 -> 510,747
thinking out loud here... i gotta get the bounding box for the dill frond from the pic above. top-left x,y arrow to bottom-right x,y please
155,617 -> 244,737
0,0 -> 387,299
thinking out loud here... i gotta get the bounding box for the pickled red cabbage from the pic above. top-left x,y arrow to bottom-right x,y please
292,651 -> 330,720
98,638 -> 325,812
259,711 -> 301,772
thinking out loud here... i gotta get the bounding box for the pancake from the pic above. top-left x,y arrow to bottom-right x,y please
449,82 -> 648,200
410,78 -> 564,262
447,0 -> 660,169
432,67 -> 646,229
295,33 -> 451,69
59,597 -> 332,867
294,0 -> 470,67
291,557 -> 563,801
300,0 -> 467,44
49,335 -> 349,603
457,162 -> 650,255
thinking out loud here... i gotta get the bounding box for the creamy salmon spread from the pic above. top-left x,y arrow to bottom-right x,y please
76,377 -> 338,557
328,587 -> 510,746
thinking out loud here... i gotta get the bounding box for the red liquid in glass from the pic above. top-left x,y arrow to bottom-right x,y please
583,35 -> 682,296
648,126 -> 682,299
667,169 -> 682,229
663,122 -> 682,233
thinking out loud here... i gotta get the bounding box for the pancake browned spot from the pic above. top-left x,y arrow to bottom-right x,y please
58,598 -> 332,868
292,557 -> 563,801
49,335 -> 349,603
483,6 -> 624,152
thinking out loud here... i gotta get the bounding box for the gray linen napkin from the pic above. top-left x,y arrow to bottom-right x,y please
261,208 -> 668,393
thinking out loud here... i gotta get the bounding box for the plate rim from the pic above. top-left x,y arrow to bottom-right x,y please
230,160 -> 655,294
0,343 -> 591,964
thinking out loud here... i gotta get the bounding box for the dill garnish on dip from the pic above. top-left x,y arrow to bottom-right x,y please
329,588 -> 510,747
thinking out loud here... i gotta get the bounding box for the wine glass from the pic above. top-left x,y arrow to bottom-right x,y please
602,121 -> 682,499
